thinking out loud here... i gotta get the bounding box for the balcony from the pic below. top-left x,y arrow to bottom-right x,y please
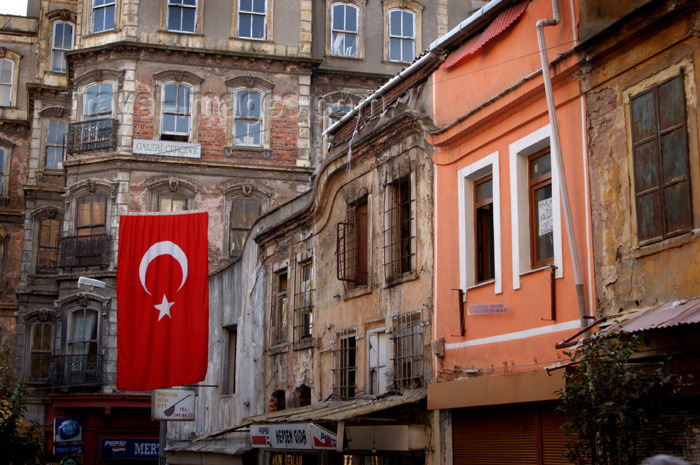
67,119 -> 118,154
50,354 -> 103,387
59,234 -> 112,268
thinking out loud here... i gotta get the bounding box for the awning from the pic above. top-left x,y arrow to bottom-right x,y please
202,389 -> 426,440
600,297 -> 700,335
440,0 -> 529,71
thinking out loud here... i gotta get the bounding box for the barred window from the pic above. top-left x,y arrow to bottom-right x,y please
391,312 -> 423,389
294,260 -> 313,343
337,194 -> 368,286
383,170 -> 415,282
333,328 -> 356,398
272,269 -> 288,345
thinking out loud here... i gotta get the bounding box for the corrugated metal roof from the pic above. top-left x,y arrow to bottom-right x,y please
440,0 -> 529,71
602,297 -> 700,334
201,389 -> 426,440
166,439 -> 249,455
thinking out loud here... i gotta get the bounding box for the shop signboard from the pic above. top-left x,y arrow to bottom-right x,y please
152,389 -> 195,420
53,417 -> 82,455
251,423 -> 337,450
133,139 -> 201,158
100,438 -> 160,460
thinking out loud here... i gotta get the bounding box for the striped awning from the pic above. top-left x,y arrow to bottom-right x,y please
441,0 -> 530,71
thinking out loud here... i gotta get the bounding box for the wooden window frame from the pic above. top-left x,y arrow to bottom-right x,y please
528,149 -> 554,269
474,174 -> 495,283
76,192 -> 107,236
329,2 -> 360,58
29,321 -> 53,381
272,269 -> 288,345
337,194 -> 368,286
293,260 -> 313,344
37,216 -> 61,273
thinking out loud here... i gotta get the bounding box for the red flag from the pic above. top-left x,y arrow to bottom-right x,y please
117,212 -> 209,391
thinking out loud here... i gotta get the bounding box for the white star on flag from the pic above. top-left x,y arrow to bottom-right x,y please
154,295 -> 175,321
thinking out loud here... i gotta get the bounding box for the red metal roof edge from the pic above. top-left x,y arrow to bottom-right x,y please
602,297 -> 700,334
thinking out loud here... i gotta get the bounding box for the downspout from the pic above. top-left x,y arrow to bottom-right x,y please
536,0 -> 588,329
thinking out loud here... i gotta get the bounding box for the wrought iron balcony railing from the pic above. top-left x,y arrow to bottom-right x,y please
67,118 -> 118,154
59,234 -> 112,268
50,354 -> 103,387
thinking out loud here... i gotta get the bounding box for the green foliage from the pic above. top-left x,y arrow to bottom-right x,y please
555,331 -> 672,465
0,342 -> 45,465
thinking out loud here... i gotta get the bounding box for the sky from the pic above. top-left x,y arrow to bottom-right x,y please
0,0 -> 28,16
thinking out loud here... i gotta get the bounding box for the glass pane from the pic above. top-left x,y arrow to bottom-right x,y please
0,60 -> 13,83
104,5 -> 115,30
231,230 -> 245,253
77,196 -> 91,226
390,38 -> 401,61
240,0 -> 252,11
58,120 -> 67,141
658,75 -> 684,129
529,152 -> 551,178
664,180 -> 692,235
183,0 -> 196,5
48,120 -> 58,143
475,178 -> 492,203
176,115 -> 189,133
178,85 -> 189,113
239,14 -> 252,37
251,15 -> 265,39
182,8 -> 196,32
46,147 -> 57,169
92,194 -> 106,224
162,114 -> 176,133
163,84 -> 177,112
631,90 -> 656,143
390,10 -> 401,36
54,23 -> 65,47
93,8 -> 105,32
332,4 -> 344,30
401,39 -> 413,61
636,191 -> 662,241
535,184 -> 553,262
253,0 -> 266,13
64,24 -> 74,49
168,7 -> 181,30
345,6 -> 356,32
403,11 -> 414,37
344,34 -> 357,56
661,127 -> 689,181
633,141 -> 659,192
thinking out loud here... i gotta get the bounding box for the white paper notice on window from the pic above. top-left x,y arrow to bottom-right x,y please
538,197 -> 553,236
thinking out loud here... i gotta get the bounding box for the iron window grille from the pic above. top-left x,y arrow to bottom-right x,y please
58,234 -> 112,268
50,354 -> 103,387
337,192 -> 368,285
294,261 -> 313,345
67,119 -> 118,154
332,328 -> 356,398
383,168 -> 416,282
391,311 -> 423,389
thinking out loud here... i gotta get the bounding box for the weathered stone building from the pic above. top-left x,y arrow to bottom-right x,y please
1,0 -> 482,464
577,0 -> 700,459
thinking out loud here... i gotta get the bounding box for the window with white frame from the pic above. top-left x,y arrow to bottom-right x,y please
234,90 -> 263,146
161,83 -> 191,141
51,22 -> 74,73
69,308 -> 98,355
331,3 -> 359,57
388,9 -> 415,62
333,328 -> 356,398
238,0 -> 267,39
167,0 -> 197,33
367,330 -> 387,394
509,126 -> 563,290
83,82 -> 113,120
91,0 -> 115,34
0,58 -> 14,107
458,153 -> 502,292
46,120 -> 67,170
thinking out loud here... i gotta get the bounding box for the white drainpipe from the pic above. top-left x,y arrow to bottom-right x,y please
536,0 -> 588,328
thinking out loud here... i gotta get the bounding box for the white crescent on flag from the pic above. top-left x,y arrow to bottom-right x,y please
138,241 -> 189,295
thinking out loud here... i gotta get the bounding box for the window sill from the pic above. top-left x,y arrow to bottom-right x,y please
466,279 -> 495,291
519,265 -> 555,278
632,230 -> 698,259
37,169 -> 65,178
344,284 -> 372,301
269,343 -> 289,355
86,28 -> 120,38
157,29 -> 204,38
384,270 -> 418,288
225,145 -> 271,159
324,54 -> 365,61
382,59 -> 413,65
229,36 -> 272,43
293,338 -> 314,351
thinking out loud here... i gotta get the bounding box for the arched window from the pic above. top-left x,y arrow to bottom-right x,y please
37,216 -> 61,273
69,308 -> 99,355
51,21 -> 74,73
330,3 -> 359,57
388,9 -> 415,62
29,321 -> 53,380
84,82 -> 113,120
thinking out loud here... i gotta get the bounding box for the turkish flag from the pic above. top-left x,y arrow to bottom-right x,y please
117,212 -> 209,391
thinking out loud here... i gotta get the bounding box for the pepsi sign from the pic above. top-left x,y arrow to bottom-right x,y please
100,438 -> 159,460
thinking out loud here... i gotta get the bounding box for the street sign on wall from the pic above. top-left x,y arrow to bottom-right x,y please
152,389 -> 195,420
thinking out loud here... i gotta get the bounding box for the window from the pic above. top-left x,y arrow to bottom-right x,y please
391,312 -> 422,389
238,0 -> 266,39
367,330 -> 387,394
37,217 -> 61,273
148,178 -> 197,212
384,173 -> 415,282
509,126 -> 563,289
223,325 -> 237,395
46,120 -> 67,170
51,22 -> 74,73
270,390 -> 285,412
229,197 -> 261,256
91,0 -> 115,33
0,58 -> 14,107
167,0 -> 197,33
388,9 -> 415,62
475,174 -> 495,283
77,192 -> 107,235
83,83 -> 113,120
333,328 -> 356,398
161,84 -> 191,141
294,260 -> 313,343
69,308 -> 98,355
30,322 -> 53,380
630,73 -> 691,243
528,149 -> 553,268
331,3 -> 358,57
234,90 -> 263,146
0,147 -> 7,196
337,194 -> 368,286
272,269 -> 288,345
158,193 -> 187,212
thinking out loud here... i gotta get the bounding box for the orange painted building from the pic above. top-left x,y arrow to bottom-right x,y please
426,0 -> 593,462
